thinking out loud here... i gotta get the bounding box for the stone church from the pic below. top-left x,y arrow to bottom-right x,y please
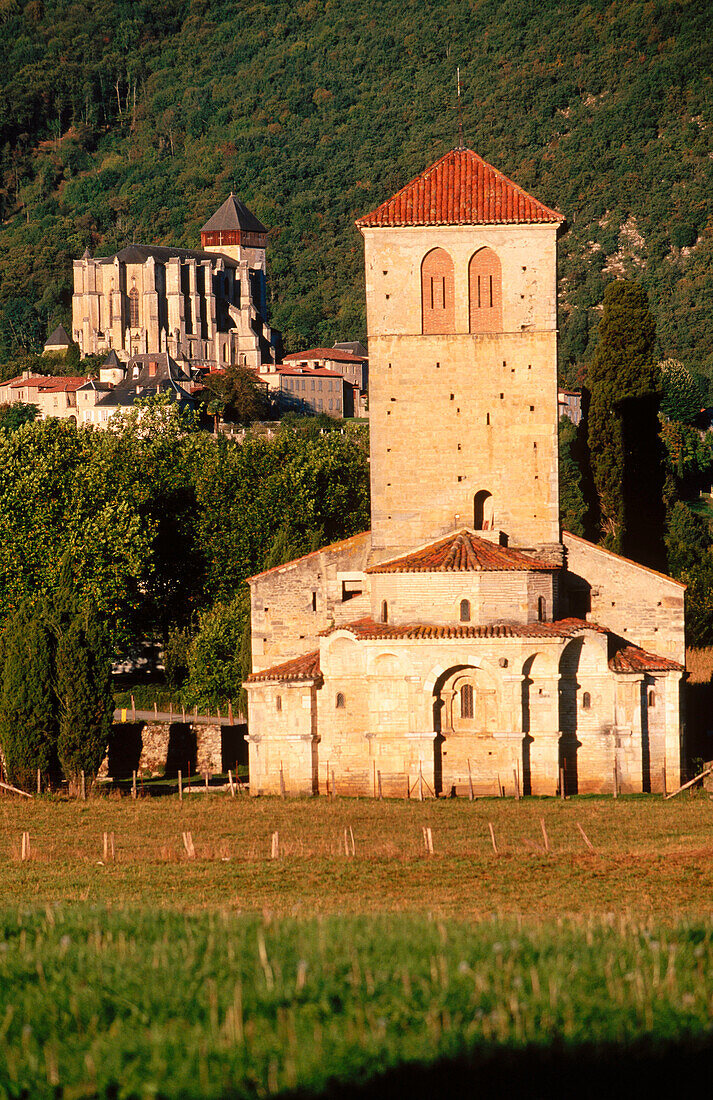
72,195 -> 278,370
244,147 -> 685,798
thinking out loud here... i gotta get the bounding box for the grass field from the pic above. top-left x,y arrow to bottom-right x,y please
2,793 -> 713,1097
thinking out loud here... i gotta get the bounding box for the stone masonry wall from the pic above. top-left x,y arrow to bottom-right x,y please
562,532 -> 686,664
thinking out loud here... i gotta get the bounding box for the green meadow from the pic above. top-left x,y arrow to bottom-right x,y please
1,794 -> 712,1097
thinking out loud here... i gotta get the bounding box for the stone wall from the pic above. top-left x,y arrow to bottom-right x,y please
248,531 -> 371,672
562,533 -> 686,664
102,721 -> 247,779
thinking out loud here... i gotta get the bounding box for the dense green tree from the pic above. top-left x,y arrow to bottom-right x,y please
558,416 -> 587,536
54,601 -> 114,793
200,364 -> 270,427
666,502 -> 713,646
0,401 -> 36,431
0,603 -> 58,790
659,358 -> 705,424
184,594 -> 248,712
587,281 -> 665,568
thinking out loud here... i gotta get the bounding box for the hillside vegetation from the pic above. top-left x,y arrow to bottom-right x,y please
1,0 -> 712,385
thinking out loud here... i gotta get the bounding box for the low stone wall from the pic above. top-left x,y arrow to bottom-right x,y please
100,721 -> 248,780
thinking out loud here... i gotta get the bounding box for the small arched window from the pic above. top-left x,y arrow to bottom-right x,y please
129,286 -> 139,328
469,248 -> 503,333
581,692 -> 591,710
421,248 -> 455,335
276,695 -> 282,712
460,683 -> 474,719
460,599 -> 471,622
537,596 -> 546,622
473,490 -> 493,531
381,600 -> 388,623
648,690 -> 656,708
336,692 -> 345,709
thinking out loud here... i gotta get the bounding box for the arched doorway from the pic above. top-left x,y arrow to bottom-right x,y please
558,638 -> 584,795
432,664 -> 498,796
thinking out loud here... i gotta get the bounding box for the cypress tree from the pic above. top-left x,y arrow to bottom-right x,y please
587,281 -> 665,568
55,605 -> 114,794
0,604 -> 59,790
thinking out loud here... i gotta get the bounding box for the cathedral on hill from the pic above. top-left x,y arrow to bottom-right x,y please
244,147 -> 686,799
71,195 -> 278,370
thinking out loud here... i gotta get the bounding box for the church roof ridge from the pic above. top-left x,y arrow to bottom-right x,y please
366,530 -> 559,574
200,194 -> 268,235
356,147 -> 564,229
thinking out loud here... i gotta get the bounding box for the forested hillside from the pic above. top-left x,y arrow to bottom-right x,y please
1,0 -> 712,386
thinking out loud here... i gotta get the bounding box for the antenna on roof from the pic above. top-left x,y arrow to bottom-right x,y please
456,67 -> 465,150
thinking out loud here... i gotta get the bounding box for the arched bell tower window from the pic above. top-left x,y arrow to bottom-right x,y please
581,692 -> 591,710
460,599 -> 471,622
129,286 -> 140,328
537,596 -> 546,622
469,248 -> 503,333
381,600 -> 388,623
336,692 -> 345,709
473,490 -> 493,531
460,683 -> 474,719
421,248 -> 455,335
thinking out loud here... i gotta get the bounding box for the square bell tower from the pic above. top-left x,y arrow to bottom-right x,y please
356,148 -> 565,559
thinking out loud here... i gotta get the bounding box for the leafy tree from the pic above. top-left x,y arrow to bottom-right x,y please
587,281 -> 665,568
184,593 -> 248,711
666,502 -> 713,645
659,358 -> 705,424
0,401 -> 36,431
200,364 -> 270,426
0,603 -> 59,790
54,601 -> 114,793
558,415 -> 586,536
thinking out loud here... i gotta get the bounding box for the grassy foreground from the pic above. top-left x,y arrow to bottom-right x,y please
2,794 -> 713,1097
2,908 -> 713,1099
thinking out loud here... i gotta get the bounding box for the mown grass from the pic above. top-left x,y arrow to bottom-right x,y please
1,793 -> 713,917
2,794 -> 713,1097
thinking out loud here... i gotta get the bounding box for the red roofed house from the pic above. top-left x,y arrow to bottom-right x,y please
0,370 -> 88,422
283,346 -> 368,396
243,148 -> 685,799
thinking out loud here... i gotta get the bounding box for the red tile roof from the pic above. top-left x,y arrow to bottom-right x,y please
37,377 -> 88,392
7,375 -> 48,389
356,148 -> 564,229
277,366 -> 343,377
367,531 -> 558,574
246,650 -> 322,684
283,348 -> 365,363
323,617 -> 592,641
323,618 -> 683,673
609,645 -> 683,673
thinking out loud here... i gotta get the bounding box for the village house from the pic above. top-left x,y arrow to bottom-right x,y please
244,147 -> 685,799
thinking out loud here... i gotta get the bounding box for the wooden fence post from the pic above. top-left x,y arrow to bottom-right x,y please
467,759 -> 474,802
178,770 -> 183,802
377,770 -> 383,800
132,771 -> 137,800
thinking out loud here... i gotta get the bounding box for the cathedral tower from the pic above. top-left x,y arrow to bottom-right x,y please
356,148 -> 564,559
